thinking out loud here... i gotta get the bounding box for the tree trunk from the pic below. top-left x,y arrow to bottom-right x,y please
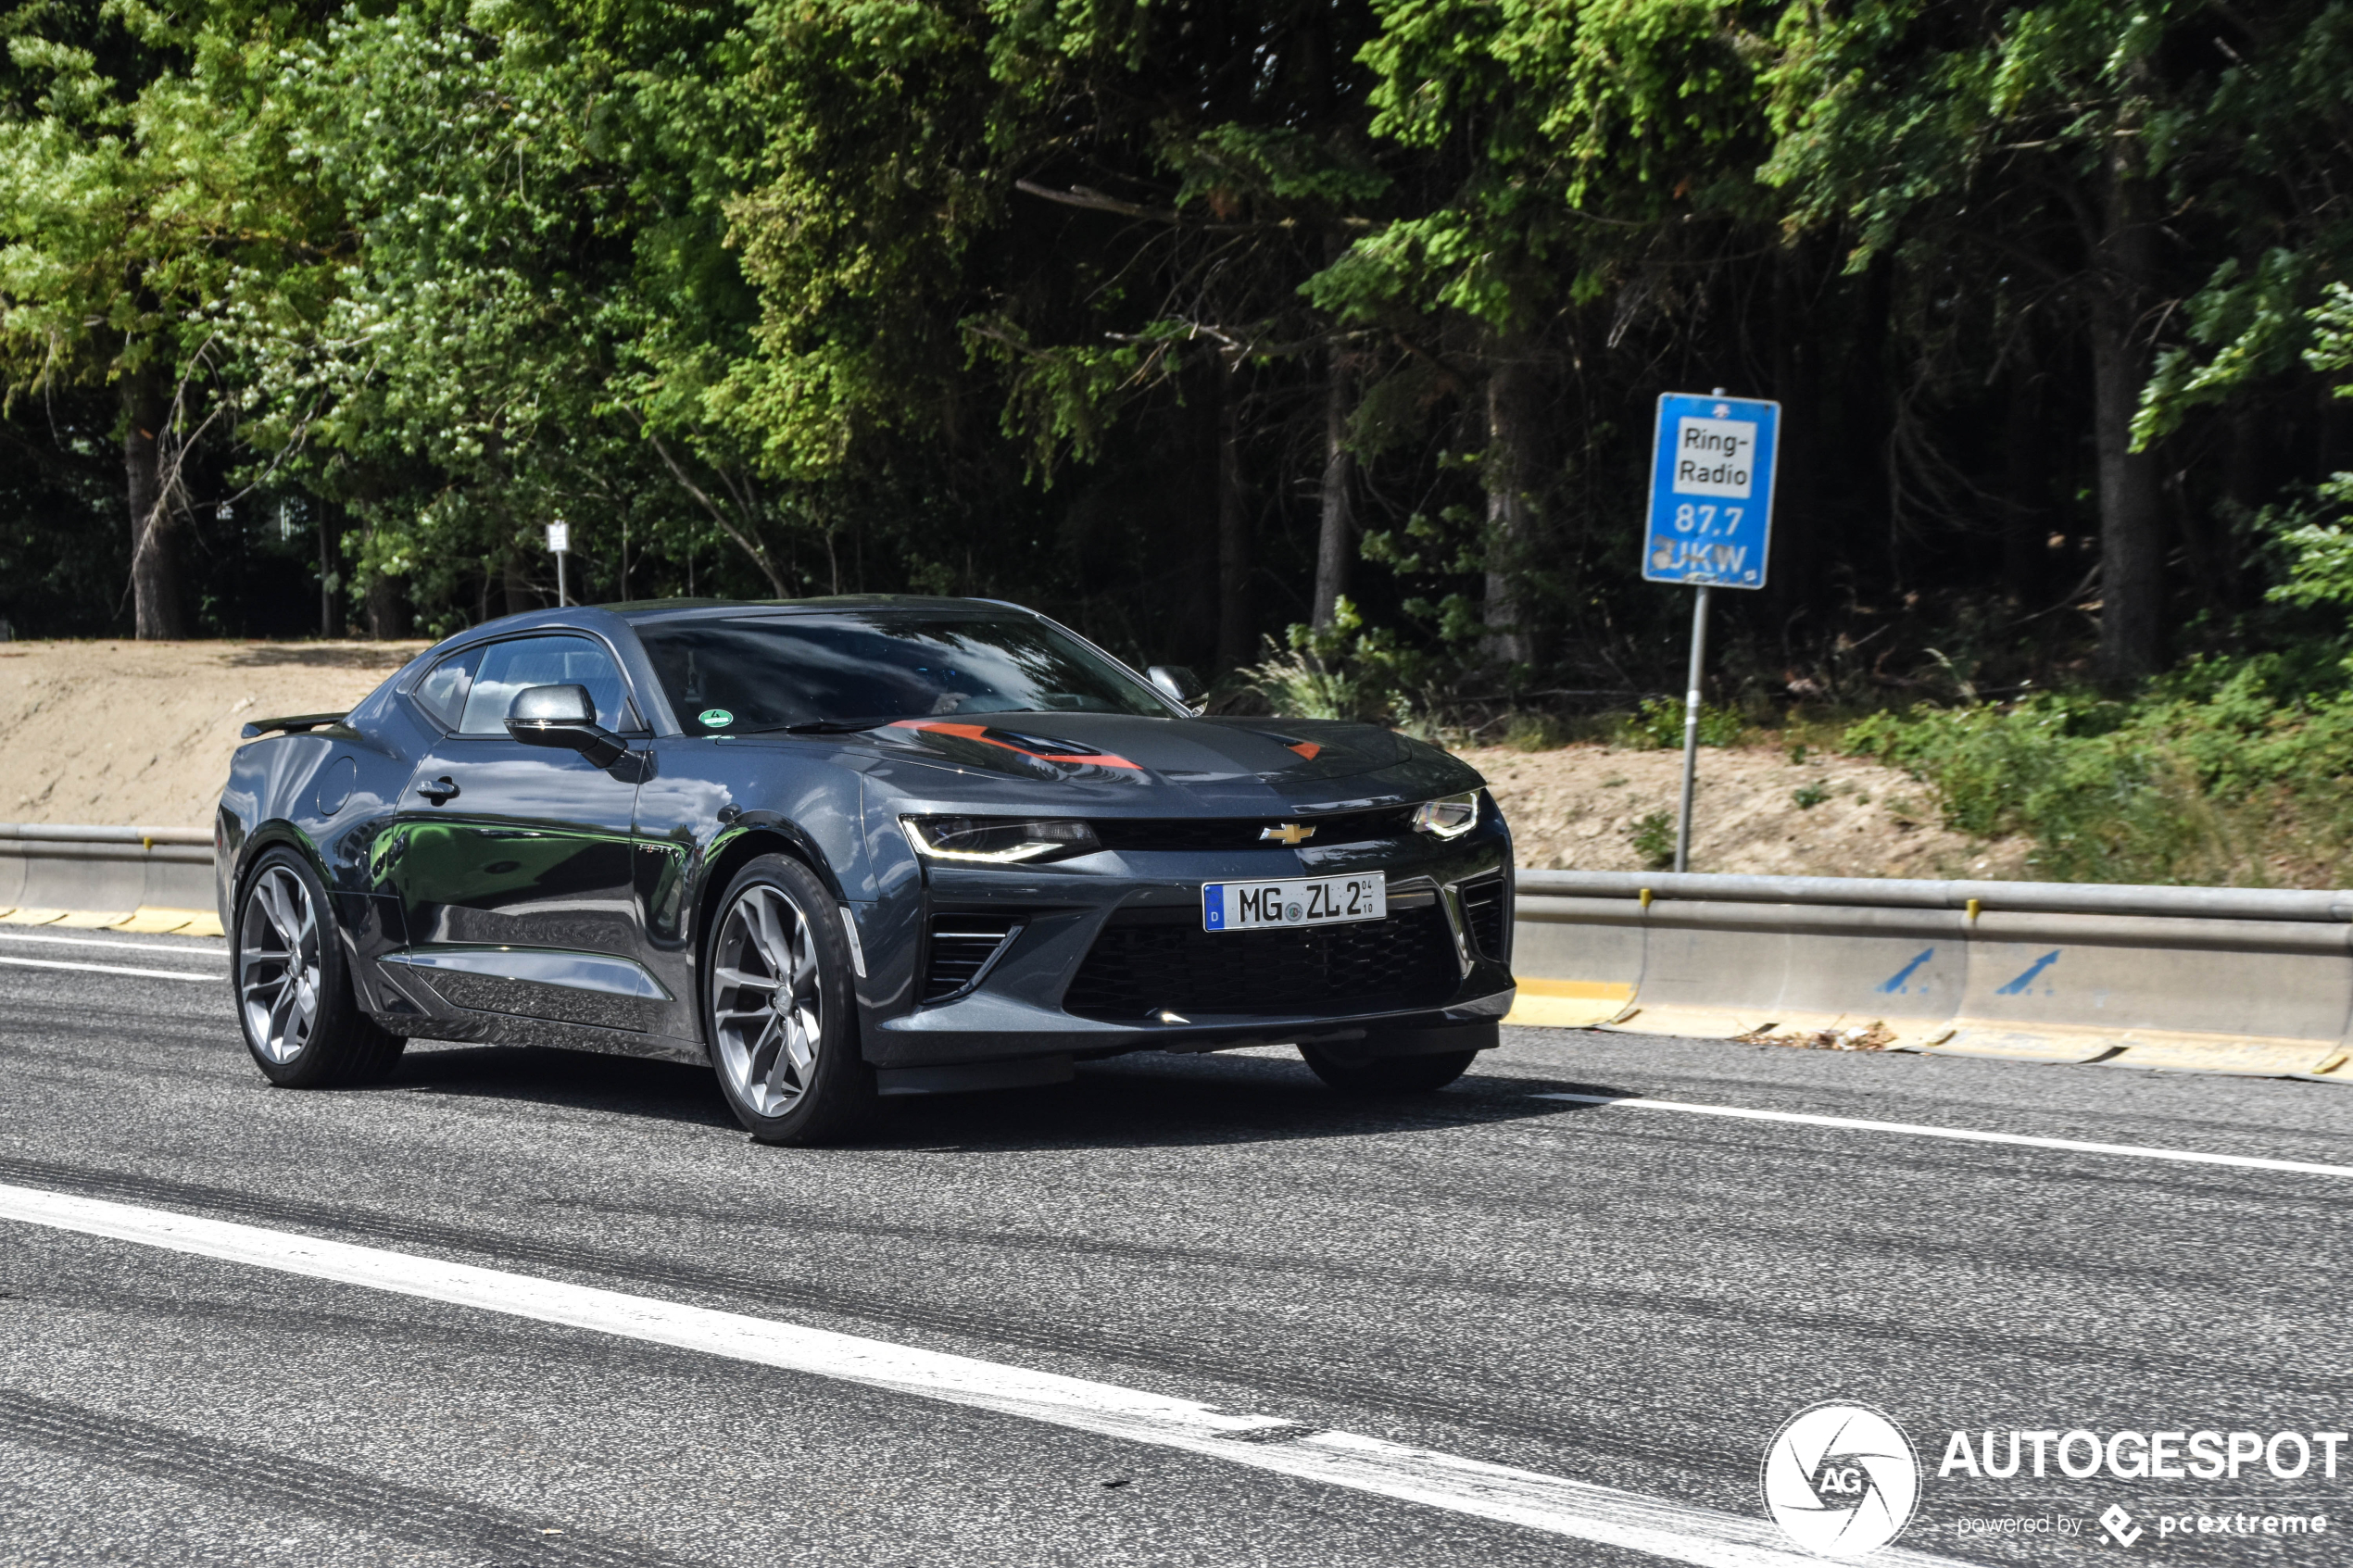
502,551 -> 542,618
1311,343 -> 1355,630
122,371 -> 185,640
2000,339 -> 2045,601
2090,107 -> 2164,684
364,523 -> 412,640
1215,372 -> 1253,671
318,499 -> 345,637
1481,332 -> 1541,668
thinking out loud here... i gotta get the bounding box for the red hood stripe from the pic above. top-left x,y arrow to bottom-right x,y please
888,720 -> 1142,771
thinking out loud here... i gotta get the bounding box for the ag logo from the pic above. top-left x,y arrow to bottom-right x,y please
1760,1401 -> 1920,1557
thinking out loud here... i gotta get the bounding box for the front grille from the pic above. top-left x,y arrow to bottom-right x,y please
922,914 -> 1021,1002
1089,805 -> 1417,854
1460,875 -> 1510,960
1062,902 -> 1458,1022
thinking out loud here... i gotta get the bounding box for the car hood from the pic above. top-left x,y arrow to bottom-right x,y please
812,712 -> 1483,811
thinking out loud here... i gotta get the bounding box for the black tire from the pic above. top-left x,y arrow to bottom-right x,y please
704,853 -> 878,1146
1299,1044 -> 1479,1095
233,847 -> 405,1087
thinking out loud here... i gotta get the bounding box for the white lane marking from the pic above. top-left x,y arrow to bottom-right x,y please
0,954 -> 217,984
0,931 -> 227,958
0,1183 -> 1962,1568
1532,1093 -> 2353,1180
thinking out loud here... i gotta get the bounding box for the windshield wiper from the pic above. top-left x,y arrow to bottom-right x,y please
779,717 -> 891,734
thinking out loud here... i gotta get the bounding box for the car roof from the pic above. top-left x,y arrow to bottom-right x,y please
605,595 -> 1035,627
416,596 -> 1040,654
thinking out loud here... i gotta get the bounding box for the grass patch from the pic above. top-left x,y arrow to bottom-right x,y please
1842,656 -> 2353,885
1630,809 -> 1678,870
1620,696 -> 1748,749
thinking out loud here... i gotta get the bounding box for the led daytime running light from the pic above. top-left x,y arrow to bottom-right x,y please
901,816 -> 1099,864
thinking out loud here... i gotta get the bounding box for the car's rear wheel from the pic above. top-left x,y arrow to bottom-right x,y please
706,854 -> 877,1145
234,847 -> 405,1086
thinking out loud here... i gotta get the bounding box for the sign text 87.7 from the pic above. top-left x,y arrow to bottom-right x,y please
1670,502 -> 1745,538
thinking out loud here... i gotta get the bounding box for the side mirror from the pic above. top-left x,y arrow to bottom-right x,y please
1147,665 -> 1205,710
506,684 -> 627,768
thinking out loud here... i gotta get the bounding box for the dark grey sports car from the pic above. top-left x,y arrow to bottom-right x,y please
216,596 -> 1516,1142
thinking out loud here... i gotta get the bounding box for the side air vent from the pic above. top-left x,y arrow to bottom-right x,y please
922,914 -> 1022,1003
1459,876 -> 1510,960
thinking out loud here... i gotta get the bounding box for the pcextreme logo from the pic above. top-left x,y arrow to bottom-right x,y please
1761,1402 -> 1922,1557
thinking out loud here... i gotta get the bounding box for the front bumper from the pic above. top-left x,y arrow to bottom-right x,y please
858,822 -> 1516,1069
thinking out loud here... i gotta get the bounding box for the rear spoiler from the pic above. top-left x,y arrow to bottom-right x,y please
239,711 -> 348,740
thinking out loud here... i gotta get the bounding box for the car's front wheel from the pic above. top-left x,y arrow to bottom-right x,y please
1300,1047 -> 1478,1094
234,847 -> 405,1086
1299,1021 -> 1493,1095
706,854 -> 877,1145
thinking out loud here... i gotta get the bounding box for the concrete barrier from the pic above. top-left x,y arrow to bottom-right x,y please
0,823 -> 220,935
1511,870 -> 2353,1083
8,831 -> 2351,1081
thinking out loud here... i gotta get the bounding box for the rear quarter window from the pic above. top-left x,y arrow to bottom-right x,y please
411,648 -> 480,730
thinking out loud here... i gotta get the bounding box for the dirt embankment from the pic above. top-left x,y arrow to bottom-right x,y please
1465,742 -> 2029,879
3,640 -> 2023,878
1,640 -> 425,828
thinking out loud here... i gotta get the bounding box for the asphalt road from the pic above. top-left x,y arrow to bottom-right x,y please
4,928 -> 2350,1567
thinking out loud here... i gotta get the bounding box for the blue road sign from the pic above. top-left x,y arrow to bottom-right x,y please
1642,392 -> 1780,589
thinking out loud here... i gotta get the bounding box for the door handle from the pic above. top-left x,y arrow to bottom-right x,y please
416,776 -> 460,805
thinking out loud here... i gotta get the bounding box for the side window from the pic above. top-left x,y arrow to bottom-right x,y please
458,635 -> 631,735
412,648 -> 481,731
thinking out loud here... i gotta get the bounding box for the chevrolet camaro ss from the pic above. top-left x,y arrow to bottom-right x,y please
215,596 -> 1518,1143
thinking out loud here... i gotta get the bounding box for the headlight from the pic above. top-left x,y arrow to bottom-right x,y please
900,815 -> 1101,864
1412,791 -> 1481,840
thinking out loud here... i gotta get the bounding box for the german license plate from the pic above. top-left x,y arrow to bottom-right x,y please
1202,873 -> 1386,932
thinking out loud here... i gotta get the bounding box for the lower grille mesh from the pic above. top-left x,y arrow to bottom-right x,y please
1062,903 -> 1458,1022
1460,876 -> 1509,960
923,915 -> 1020,1002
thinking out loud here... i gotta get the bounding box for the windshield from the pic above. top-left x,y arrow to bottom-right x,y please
636,611 -> 1176,733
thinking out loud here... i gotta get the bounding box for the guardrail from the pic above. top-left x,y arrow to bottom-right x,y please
1511,870 -> 2353,1082
0,822 -> 219,932
6,827 -> 2346,1080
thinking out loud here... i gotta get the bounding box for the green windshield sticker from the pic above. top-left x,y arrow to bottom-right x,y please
698,708 -> 734,729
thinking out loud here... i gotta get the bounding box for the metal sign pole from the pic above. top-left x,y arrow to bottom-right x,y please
1674,583 -> 1711,873
547,519 -> 571,607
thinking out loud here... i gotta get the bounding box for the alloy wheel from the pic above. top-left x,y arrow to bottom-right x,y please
238,864 -> 321,1064
711,883 -> 824,1117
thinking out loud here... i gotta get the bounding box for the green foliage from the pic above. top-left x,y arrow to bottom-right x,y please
1629,809 -> 1675,871
1791,780 -> 1826,809
1844,660 -> 2353,884
1252,596 -> 1443,726
1621,696 -> 1743,749
1245,648 -> 1376,722
1502,712 -> 1570,752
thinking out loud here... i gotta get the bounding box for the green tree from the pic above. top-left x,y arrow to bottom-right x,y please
0,1 -> 331,635
1759,0 -> 2353,683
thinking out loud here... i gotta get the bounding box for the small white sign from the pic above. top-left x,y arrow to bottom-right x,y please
546,521 -> 571,553
1672,416 -> 1758,497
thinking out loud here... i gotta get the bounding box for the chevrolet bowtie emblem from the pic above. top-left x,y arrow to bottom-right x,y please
1260,822 -> 1316,846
